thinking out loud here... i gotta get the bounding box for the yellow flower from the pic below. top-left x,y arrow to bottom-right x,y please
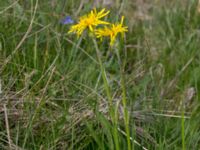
68,8 -> 110,36
95,16 -> 128,46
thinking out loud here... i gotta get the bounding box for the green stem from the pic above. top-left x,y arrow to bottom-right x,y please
115,48 -> 132,150
34,33 -> 37,69
92,38 -> 120,150
181,104 -> 185,150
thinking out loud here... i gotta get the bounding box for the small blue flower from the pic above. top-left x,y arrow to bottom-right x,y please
60,16 -> 74,24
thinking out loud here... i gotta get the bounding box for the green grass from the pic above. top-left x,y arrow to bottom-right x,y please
1,0 -> 200,149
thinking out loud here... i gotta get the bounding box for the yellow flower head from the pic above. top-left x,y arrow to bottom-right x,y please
68,8 -> 110,36
95,16 -> 128,46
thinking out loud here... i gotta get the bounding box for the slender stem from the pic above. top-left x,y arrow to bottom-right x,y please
34,33 -> 37,69
181,104 -> 185,150
4,105 -> 12,150
115,47 -> 132,150
92,38 -> 120,150
121,72 -> 132,150
93,39 -> 112,104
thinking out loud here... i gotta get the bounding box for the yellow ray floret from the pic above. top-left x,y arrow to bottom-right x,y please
68,8 -> 110,36
95,16 -> 128,46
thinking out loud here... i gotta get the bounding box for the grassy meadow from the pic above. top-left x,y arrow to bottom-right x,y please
1,0 -> 200,149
